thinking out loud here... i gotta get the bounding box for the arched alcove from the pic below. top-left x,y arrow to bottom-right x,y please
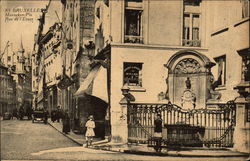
165,50 -> 215,109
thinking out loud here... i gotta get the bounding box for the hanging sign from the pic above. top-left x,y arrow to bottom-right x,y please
82,0 -> 95,38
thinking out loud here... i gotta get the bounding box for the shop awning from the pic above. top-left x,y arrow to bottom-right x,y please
74,64 -> 108,103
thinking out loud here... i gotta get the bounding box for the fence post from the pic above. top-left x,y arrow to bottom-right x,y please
233,84 -> 250,153
115,86 -> 135,143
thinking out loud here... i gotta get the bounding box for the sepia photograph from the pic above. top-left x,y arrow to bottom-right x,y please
0,0 -> 249,160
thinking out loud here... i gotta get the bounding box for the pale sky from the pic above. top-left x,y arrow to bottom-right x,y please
1,0 -> 62,55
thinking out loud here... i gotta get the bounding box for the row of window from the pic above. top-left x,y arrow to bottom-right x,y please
0,77 -> 13,88
45,59 -> 54,68
0,90 -> 14,99
123,0 -> 201,46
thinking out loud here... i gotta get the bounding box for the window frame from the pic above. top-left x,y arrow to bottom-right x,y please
182,0 -> 201,47
123,62 -> 143,87
214,55 -> 227,87
124,0 -> 143,44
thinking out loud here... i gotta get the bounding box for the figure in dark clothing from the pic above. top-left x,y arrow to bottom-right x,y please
62,110 -> 70,134
56,106 -> 61,122
19,106 -> 24,120
44,109 -> 48,124
154,114 -> 163,153
51,110 -> 56,122
26,106 -> 33,120
12,108 -> 18,119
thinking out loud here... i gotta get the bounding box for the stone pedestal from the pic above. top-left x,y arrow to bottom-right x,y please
233,97 -> 250,153
233,83 -> 250,153
110,97 -> 129,143
206,99 -> 224,109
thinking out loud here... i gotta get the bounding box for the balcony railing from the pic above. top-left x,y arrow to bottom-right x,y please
182,39 -> 201,47
124,35 -> 143,44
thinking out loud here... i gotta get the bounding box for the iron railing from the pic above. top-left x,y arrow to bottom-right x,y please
128,101 -> 236,147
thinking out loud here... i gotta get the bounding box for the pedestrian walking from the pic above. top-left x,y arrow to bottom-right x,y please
85,115 -> 95,147
62,110 -> 70,134
154,113 -> 162,153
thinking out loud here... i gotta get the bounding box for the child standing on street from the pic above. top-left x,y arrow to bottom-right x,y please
85,115 -> 95,147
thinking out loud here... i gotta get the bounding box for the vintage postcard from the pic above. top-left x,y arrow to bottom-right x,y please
1,0 -> 249,161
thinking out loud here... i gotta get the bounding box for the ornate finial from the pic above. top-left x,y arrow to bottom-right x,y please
19,35 -> 25,53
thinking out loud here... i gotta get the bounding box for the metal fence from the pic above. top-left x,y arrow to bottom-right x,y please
128,101 -> 236,147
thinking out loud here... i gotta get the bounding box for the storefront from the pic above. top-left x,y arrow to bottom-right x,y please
74,63 -> 110,138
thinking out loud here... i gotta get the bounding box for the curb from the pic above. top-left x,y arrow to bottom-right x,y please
48,121 -> 83,146
93,145 -> 250,158
123,150 -> 250,158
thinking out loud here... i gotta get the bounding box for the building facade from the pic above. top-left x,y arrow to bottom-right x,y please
92,0 -> 212,142
59,0 -> 108,137
1,39 -> 32,112
89,0 -> 249,150
40,23 -> 63,113
0,63 -> 16,115
206,0 -> 249,152
208,0 -> 249,102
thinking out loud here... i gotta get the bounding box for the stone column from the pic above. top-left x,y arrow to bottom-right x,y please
233,83 -> 250,153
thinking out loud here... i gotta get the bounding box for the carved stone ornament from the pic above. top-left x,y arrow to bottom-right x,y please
181,89 -> 196,109
174,58 -> 201,74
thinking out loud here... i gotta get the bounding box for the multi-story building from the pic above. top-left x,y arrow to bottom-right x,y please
0,62 -> 16,115
42,23 -> 63,113
33,22 -> 63,112
52,0 -> 249,152
1,39 -> 32,112
74,0 -> 249,150
90,0 -> 214,142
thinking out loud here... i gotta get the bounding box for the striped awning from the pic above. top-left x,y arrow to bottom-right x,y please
74,63 -> 108,103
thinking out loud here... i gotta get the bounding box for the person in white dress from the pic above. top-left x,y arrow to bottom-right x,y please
85,115 -> 95,147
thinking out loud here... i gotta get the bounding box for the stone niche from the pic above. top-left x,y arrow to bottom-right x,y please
165,50 -> 215,109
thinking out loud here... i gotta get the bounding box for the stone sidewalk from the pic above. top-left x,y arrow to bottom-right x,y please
47,119 -> 108,146
48,119 -> 249,158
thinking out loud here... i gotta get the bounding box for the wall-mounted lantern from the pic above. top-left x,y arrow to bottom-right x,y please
85,41 -> 95,58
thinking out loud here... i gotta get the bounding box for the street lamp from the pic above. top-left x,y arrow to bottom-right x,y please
121,85 -> 130,97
